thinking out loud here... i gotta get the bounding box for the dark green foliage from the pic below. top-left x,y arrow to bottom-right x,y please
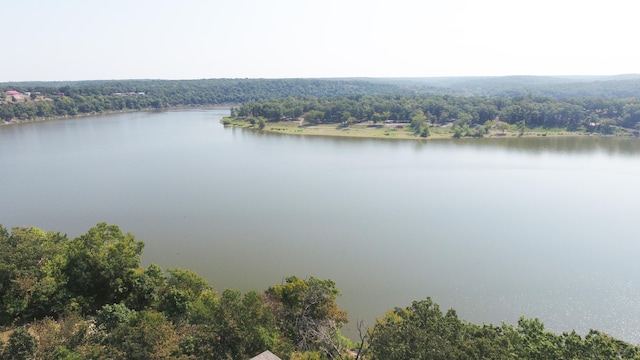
187,289 -> 280,359
369,298 -> 640,360
257,117 -> 266,129
1,327 -> 36,360
50,346 -> 83,360
166,268 -> 211,298
370,298 -> 469,360
0,226 -> 68,324
158,268 -> 211,320
100,310 -> 179,360
410,109 -> 429,137
126,263 -> 166,311
303,110 -> 325,125
96,303 -> 135,331
159,286 -> 191,321
0,223 -> 145,326
266,276 -> 348,357
62,222 -> 144,314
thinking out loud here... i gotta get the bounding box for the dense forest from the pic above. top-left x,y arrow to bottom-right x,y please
1,223 -> 639,359
0,79 -> 414,122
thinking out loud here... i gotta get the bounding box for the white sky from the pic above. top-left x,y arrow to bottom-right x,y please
2,0 -> 639,81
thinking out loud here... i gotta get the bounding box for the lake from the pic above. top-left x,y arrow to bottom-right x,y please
1,109 -> 640,343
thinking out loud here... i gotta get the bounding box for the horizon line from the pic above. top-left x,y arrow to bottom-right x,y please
2,73 -> 640,84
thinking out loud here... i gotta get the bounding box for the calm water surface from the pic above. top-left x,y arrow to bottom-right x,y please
1,109 -> 640,342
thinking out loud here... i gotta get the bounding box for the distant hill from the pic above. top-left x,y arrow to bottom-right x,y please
361,75 -> 640,98
4,75 -> 640,101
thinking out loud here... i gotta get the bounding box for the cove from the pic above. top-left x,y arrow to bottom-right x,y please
1,109 -> 640,342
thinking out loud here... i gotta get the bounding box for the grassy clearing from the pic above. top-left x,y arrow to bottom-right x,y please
0,328 -> 12,343
221,117 -> 635,140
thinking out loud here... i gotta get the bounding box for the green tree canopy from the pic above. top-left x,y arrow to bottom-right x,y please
266,276 -> 348,356
63,223 -> 144,314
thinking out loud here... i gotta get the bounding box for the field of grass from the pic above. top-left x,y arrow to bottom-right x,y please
221,117 -> 627,140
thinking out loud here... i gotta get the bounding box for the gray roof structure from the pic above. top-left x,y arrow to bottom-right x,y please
249,350 -> 281,360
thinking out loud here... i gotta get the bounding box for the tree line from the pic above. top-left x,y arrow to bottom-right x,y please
232,94 -> 640,135
1,223 -> 639,359
4,78 -> 640,136
0,79 -> 414,122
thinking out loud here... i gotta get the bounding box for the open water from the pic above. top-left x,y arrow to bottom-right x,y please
1,109 -> 640,342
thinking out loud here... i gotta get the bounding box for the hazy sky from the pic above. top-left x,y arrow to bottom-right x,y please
3,0 -> 639,81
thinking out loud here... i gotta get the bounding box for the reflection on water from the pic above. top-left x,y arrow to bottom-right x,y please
464,136 -> 640,156
240,126 -> 640,156
1,110 -> 640,342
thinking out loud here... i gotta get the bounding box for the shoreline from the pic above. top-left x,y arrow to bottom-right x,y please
3,108 -> 637,140
0,104 -> 234,127
1,108 -> 146,127
222,118 -> 637,140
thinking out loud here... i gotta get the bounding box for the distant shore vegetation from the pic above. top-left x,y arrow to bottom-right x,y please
1,223 -> 640,359
2,77 -> 640,139
0,79 -> 410,124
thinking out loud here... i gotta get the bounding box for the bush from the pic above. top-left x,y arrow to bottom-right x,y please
1,327 -> 37,360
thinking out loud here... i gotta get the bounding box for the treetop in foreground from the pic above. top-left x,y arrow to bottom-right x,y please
1,223 -> 639,359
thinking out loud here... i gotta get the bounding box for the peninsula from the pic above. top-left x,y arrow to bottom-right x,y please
221,93 -> 640,139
